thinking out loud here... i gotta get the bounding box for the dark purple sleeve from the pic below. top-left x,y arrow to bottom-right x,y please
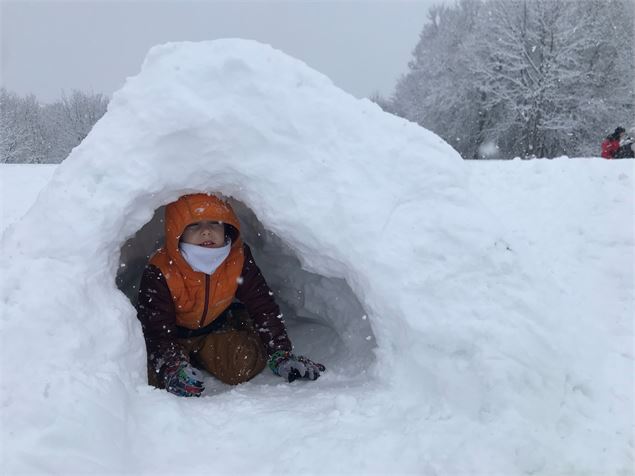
235,244 -> 293,356
136,264 -> 187,377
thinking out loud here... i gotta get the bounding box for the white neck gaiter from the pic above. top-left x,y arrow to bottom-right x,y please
179,240 -> 232,275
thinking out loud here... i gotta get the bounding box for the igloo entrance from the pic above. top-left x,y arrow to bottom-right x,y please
116,198 -> 376,376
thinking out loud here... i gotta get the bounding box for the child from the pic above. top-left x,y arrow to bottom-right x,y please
601,127 -> 625,159
615,127 -> 635,159
137,193 -> 325,397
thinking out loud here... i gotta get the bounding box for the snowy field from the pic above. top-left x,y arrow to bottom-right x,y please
0,40 -> 633,476
2,158 -> 632,475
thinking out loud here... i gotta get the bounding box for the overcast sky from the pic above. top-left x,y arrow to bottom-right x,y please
0,1 -> 445,103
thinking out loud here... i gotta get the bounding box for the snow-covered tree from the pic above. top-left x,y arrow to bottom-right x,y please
467,0 -> 633,158
0,89 -> 25,162
573,0 -> 634,151
1,89 -> 108,164
44,90 -> 109,162
59,90 -> 108,144
0,89 -> 49,164
389,0 -> 634,159
392,0 -> 486,159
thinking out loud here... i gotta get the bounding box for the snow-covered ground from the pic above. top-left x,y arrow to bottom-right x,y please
1,40 -> 633,475
2,158 -> 632,475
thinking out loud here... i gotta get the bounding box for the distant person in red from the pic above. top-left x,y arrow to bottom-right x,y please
601,127 -> 625,159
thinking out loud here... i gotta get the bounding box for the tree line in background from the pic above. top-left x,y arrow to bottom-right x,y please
375,0 -> 634,159
1,89 -> 108,164
2,0 -> 633,163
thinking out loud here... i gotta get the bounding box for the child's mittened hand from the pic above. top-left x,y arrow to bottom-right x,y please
268,351 -> 326,383
163,361 -> 205,397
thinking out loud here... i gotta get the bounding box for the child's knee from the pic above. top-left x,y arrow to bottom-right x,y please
228,332 -> 267,384
198,330 -> 266,385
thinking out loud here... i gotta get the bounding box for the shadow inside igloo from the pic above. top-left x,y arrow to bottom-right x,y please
116,197 -> 376,383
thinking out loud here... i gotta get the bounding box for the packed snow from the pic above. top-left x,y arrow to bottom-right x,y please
0,164 -> 56,227
1,40 -> 633,475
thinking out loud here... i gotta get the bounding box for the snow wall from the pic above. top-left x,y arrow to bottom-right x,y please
1,40 -> 632,475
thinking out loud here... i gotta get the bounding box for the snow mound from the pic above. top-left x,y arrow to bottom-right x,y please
0,164 -> 56,228
1,40 -> 632,475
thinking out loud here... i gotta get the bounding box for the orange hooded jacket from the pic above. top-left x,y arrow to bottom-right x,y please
149,194 -> 245,329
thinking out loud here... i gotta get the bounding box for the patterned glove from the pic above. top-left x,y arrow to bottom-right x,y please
163,361 -> 205,397
268,351 -> 326,382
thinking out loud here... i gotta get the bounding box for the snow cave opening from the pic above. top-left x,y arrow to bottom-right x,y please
116,198 -> 377,375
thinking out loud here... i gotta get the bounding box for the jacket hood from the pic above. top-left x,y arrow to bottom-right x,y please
164,193 -> 242,262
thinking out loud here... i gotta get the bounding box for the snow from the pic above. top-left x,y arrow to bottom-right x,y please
1,39 -> 633,475
0,164 -> 56,228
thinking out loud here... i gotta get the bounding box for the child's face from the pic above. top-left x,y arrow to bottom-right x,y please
181,221 -> 226,248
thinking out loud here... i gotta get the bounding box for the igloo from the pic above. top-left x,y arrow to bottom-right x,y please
1,40 -> 623,474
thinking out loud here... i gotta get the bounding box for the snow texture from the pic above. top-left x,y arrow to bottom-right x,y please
1,40 -> 633,475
